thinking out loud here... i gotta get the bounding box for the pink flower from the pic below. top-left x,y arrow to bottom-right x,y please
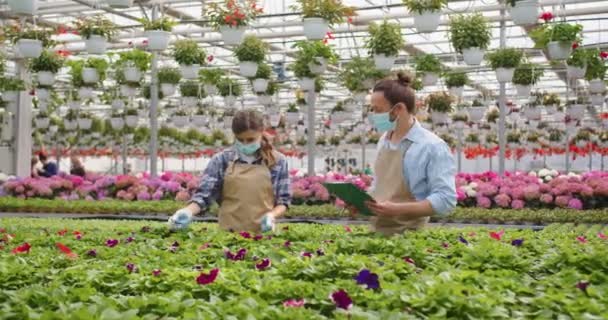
540,193 -> 553,204
344,225 -> 352,233
489,230 -> 505,241
152,269 -> 162,276
196,268 -> 219,285
511,200 -> 525,209
301,252 -> 312,258
494,193 -> 511,208
105,239 -> 119,247
476,196 -> 492,209
240,231 -> 251,239
225,248 -> 247,261
283,299 -> 305,308
576,236 -> 587,244
555,195 -> 571,208
598,232 -> 607,240
523,185 -> 540,201
403,256 -> 415,265
567,198 -> 583,210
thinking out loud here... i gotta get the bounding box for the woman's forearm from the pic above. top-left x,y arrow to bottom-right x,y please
185,202 -> 202,216
270,205 -> 287,218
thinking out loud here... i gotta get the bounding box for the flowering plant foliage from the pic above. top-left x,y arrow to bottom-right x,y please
205,0 -> 263,30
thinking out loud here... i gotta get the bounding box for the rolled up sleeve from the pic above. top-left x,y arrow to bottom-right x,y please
190,153 -> 224,210
425,142 -> 457,216
274,158 -> 292,207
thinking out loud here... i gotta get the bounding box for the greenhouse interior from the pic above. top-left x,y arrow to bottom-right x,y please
0,0 -> 607,318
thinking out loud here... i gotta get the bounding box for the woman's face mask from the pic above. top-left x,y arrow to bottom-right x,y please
235,140 -> 261,155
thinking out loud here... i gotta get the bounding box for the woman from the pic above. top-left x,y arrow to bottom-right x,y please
352,72 -> 456,236
169,109 -> 291,232
70,156 -> 86,177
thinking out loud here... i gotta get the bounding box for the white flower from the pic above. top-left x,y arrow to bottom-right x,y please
545,176 -> 553,182
538,169 -> 550,177
0,173 -> 7,182
469,182 -> 478,189
466,189 -> 477,197
528,171 -> 538,177
550,169 -> 559,177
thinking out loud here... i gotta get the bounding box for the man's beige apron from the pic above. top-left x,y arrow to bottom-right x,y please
370,139 -> 429,236
218,160 -> 274,232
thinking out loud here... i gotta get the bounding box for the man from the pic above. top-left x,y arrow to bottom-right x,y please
38,152 -> 58,177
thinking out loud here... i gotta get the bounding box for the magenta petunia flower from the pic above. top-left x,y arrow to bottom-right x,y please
576,281 -> 589,293
301,252 -> 313,258
152,269 -> 162,277
87,249 -> 97,257
125,237 -> 135,243
576,236 -> 587,244
126,263 -> 137,273
196,268 -> 219,285
283,299 -> 305,308
330,289 -> 353,310
253,235 -> 264,241
240,232 -> 251,239
283,241 -> 291,247
105,239 -> 118,247
568,198 -> 583,210
598,232 -> 607,240
225,248 -> 247,261
255,258 -> 271,270
403,256 -> 415,265
354,269 -> 380,289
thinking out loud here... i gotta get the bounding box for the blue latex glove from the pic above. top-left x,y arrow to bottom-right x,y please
168,209 -> 193,231
260,213 -> 275,233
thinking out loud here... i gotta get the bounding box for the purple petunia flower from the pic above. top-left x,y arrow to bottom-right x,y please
316,249 -> 325,256
330,289 -> 353,310
125,237 -> 135,243
354,269 -> 380,290
301,252 -> 312,258
458,236 -> 469,245
576,281 -> 589,293
105,239 -> 119,247
126,263 -> 137,273
225,248 -> 247,261
87,249 -> 97,257
511,239 -> 524,247
152,269 -> 162,277
196,269 -> 219,285
255,258 -> 271,270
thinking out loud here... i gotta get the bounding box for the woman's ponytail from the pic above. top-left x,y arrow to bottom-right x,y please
260,134 -> 276,168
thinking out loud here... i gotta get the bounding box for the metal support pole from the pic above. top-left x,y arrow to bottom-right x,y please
588,151 -> 592,171
456,129 -> 463,172
601,154 -> 604,171
565,131 -> 570,172
121,136 -> 128,174
149,5 -> 160,177
13,61 -> 32,177
306,91 -> 316,176
497,6 -> 507,175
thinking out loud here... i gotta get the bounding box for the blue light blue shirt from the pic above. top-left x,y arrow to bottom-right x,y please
373,121 -> 457,217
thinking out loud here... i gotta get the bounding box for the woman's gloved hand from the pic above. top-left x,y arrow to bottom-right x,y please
260,213 -> 275,233
168,208 -> 193,231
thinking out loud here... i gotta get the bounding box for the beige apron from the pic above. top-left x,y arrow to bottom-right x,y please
218,160 -> 275,232
370,138 -> 429,236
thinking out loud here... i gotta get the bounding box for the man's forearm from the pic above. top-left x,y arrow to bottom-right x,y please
396,200 -> 435,218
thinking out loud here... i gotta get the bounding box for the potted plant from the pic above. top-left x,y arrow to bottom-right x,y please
258,81 -> 278,106
77,58 -> 109,86
465,132 -> 480,145
77,111 -> 93,130
506,0 -> 539,26
565,48 -> 590,79
486,48 -> 523,83
107,0 -> 133,8
530,22 -> 583,60
205,0 -> 263,45
234,35 -> 267,77
331,101 -> 350,123
29,50 -> 64,86
366,20 -> 403,70
63,110 -> 78,131
143,83 -> 165,100
507,131 -> 521,148
414,54 -> 442,86
140,17 -> 176,51
294,0 -> 356,40
542,92 -> 561,114
180,81 -> 202,107
199,68 -> 224,96
124,108 -> 139,127
512,63 -> 543,96
171,109 -> 190,127
339,57 -> 385,93
572,129 -> 592,148
115,49 -> 151,84
291,54 -> 317,91
486,107 -> 499,124
173,39 -> 207,79
567,95 -> 587,120
598,131 -> 608,148
449,13 -> 491,66
249,63 -> 272,93
1,77 -> 26,102
585,49 -> 607,93
285,103 -> 300,125
426,91 -> 453,124
158,67 -> 181,97
7,0 -> 38,15
109,111 -> 124,130
444,71 -> 468,97
402,0 -> 447,33
74,14 -> 117,54
3,24 -> 53,59
293,40 -> 339,75
191,107 -> 208,127
217,77 -> 242,107
34,111 -> 50,129
451,112 -> 468,130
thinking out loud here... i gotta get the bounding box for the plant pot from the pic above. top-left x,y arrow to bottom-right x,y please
468,106 -> 486,122
524,107 -> 542,121
85,35 -> 107,55
567,104 -> 585,120
547,41 -> 572,61
515,84 -> 532,97
125,115 -> 139,127
252,78 -> 269,93
172,116 -> 189,127
588,79 -> 606,94
495,67 -> 515,83
35,117 -> 49,129
2,91 -> 18,102
461,47 -> 484,65
77,118 -> 93,130
138,109 -> 148,118
180,64 -> 200,79
123,67 -> 141,82
160,83 -> 176,97
285,112 -> 300,125
37,101 -> 48,112
508,142 -> 519,149
269,113 -> 281,127
82,68 -> 99,84
219,26 -> 246,45
16,39 -> 43,58
257,95 -> 272,105
509,0 -> 539,26
576,140 -> 588,148
413,10 -> 441,33
308,57 -> 327,75
107,0 -> 133,8
299,77 -> 316,91
430,112 -> 449,125
36,88 -> 51,101
239,61 -> 258,78
302,17 -> 329,40
223,95 -> 237,107
145,30 -> 171,51
182,97 -> 198,107
203,84 -> 218,96
545,105 -> 556,114
37,71 -> 55,86
421,72 -> 439,86
64,120 -> 78,131
566,65 -> 586,79
110,117 -> 124,130
112,99 -> 125,109
78,87 -> 95,99
7,0 -> 38,15
120,85 -> 137,97
448,86 -> 464,98
590,94 -> 605,106
191,115 -> 207,126
69,101 -> 81,110
373,54 -> 397,70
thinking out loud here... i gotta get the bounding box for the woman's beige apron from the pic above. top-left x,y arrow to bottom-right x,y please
218,160 -> 274,232
370,139 -> 429,236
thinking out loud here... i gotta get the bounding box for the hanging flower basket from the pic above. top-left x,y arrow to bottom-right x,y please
172,116 -> 189,127
64,120 -> 78,131
590,94 -> 604,106
106,0 -> 133,8
123,67 -> 142,82
308,57 -> 328,75
182,97 -> 198,108
413,10 -> 441,33
566,65 -> 586,79
269,113 -> 281,127
495,68 -> 515,83
69,101 -> 81,110
421,72 -> 439,86
16,39 -> 43,59
35,117 -> 49,129
180,64 -> 200,80
239,61 -> 258,78
36,88 -> 51,101
77,118 -> 93,130
547,41 -> 572,61
302,18 -> 329,40
373,54 -> 397,71
38,101 -> 48,112
125,115 -> 139,127
204,84 -> 218,96
524,107 -> 541,121
85,35 -> 107,55
160,83 -> 176,97
191,115 -> 207,126
430,112 -> 449,125
299,77 -> 316,91
509,0 -> 539,26
145,30 -> 171,51
110,117 -> 124,130
8,0 -> 38,15
112,99 -> 125,109
82,68 -> 99,84
515,84 -> 532,97
78,87 -> 95,99
460,47 -> 484,66
1,91 -> 19,102
257,94 -> 272,105
448,86 -> 464,98
589,79 -> 606,94
252,78 -> 269,93
219,26 -> 246,46
37,71 -> 55,86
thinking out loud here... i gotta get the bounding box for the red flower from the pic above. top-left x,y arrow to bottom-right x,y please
489,230 -> 505,241
57,229 -> 68,236
539,11 -> 553,22
598,232 -> 607,240
0,228 -> 5,233
344,225 -> 352,233
347,16 -> 354,24
57,25 -> 68,34
196,268 -> 219,285
330,289 -> 353,310
56,242 -> 77,259
600,51 -> 608,59
576,236 -> 587,244
403,256 -> 416,265
240,231 -> 251,239
11,242 -> 31,254
572,42 -> 579,50
326,32 -> 335,40
207,55 -> 214,62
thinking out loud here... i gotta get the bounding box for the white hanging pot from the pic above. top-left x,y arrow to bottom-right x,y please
509,0 -> 539,26
120,84 -> 137,97
373,54 -> 397,70
16,39 -> 43,59
239,61 -> 258,78
223,95 -> 237,107
219,26 -> 246,46
412,10 -> 441,33
269,113 -> 281,127
78,87 -> 95,99
285,112 -> 300,125
252,78 -> 269,93
448,86 -> 464,98
172,116 -> 189,127
257,94 -> 272,105
64,120 -> 78,131
37,101 -> 48,112
553,111 -> 566,122
159,83 -> 176,97
125,115 -> 139,127
35,117 -> 50,129
461,47 -> 484,66
430,112 -> 449,124
302,17 -> 329,40
37,71 -> 55,86
203,84 -> 218,96
566,65 -> 586,79
49,125 -> 58,134
308,57 -> 327,75
515,84 -> 532,97
82,68 -> 99,84
123,66 -> 141,82
567,104 -> 586,120
85,35 -> 107,55
590,94 -> 604,106
524,107 -> 542,121
110,117 -> 124,130
138,109 -> 148,118
468,106 -> 486,122
299,77 -> 316,91
421,72 -> 439,86
8,0 -> 38,15
2,91 -> 18,102
588,79 -> 606,94
112,99 -> 125,109
77,118 -> 93,130
69,101 -> 81,110
182,97 -> 198,107
191,115 -> 207,126
180,64 -> 200,79
145,30 -> 171,51
36,88 -> 51,101
106,0 -> 133,8
547,41 -> 572,61
495,68 -> 515,83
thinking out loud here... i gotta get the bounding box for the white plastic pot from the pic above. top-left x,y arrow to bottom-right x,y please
78,87 -> 95,99
36,88 -> 51,101
16,39 -> 43,59
219,26 -> 246,45
269,113 -> 281,127
78,118 -> 93,130
468,106 -> 486,122
172,116 -> 189,127
515,84 -> 532,97
299,77 -> 316,91
421,72 -> 439,86
35,117 -> 49,129
203,84 -> 218,96
1,91 -> 18,102
412,10 -> 441,33
302,17 -> 329,40
547,41 -> 572,61
566,65 -> 586,79
85,35 -> 107,55
223,95 -> 237,107
191,115 -> 207,126
37,101 -> 48,112
590,94 -> 604,106
112,99 -> 125,109
180,64 -> 200,79
257,95 -> 272,105
37,72 -> 55,86
107,0 -> 133,8
462,47 -> 484,66
64,120 -> 78,131
110,118 -> 124,130
145,30 -> 171,51
524,107 -> 542,121
69,101 -> 81,110
448,86 -> 464,98
588,79 -> 606,94
285,112 -> 300,125
120,85 -> 137,97
430,112 -> 449,125
82,68 -> 99,84
125,115 -> 139,127
182,97 -> 198,108
308,57 -> 328,75
8,0 -> 38,15
373,54 -> 397,71
545,105 -> 557,114
495,67 -> 515,83
123,67 -> 141,82
567,104 -> 586,120
160,83 -> 176,97
509,0 -> 539,26
252,78 -> 269,93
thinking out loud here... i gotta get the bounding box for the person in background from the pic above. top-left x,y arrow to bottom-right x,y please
31,157 -> 41,178
363,164 -> 373,176
169,109 -> 291,233
350,72 -> 457,236
70,156 -> 86,177
37,152 -> 58,178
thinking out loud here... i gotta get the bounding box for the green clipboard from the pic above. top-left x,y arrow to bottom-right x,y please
323,183 -> 375,216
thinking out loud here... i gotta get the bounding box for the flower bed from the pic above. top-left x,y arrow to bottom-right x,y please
1,219 -> 606,318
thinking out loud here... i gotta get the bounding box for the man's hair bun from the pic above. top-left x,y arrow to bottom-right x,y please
395,72 -> 411,87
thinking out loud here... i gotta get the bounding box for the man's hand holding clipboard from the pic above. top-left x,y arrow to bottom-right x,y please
323,183 -> 376,216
